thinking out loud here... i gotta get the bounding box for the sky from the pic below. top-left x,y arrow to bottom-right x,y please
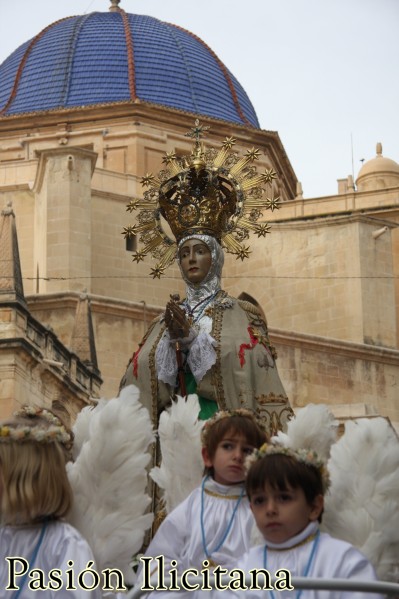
1,0 -> 398,198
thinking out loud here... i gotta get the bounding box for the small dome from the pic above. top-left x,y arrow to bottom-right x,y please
356,143 -> 399,192
0,10 -> 259,128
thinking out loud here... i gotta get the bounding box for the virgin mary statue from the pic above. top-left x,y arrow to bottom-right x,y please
120,121 -> 293,437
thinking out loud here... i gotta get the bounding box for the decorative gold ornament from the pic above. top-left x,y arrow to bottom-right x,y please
123,120 -> 280,277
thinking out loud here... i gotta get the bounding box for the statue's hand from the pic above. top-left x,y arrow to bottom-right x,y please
165,299 -> 191,340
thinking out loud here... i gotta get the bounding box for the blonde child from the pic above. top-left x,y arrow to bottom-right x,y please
136,409 -> 267,596
0,406 -> 102,599
227,443 -> 384,599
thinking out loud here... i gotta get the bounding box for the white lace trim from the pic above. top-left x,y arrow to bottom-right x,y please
188,331 -> 217,383
173,328 -> 198,348
156,329 -> 217,387
155,333 -> 178,386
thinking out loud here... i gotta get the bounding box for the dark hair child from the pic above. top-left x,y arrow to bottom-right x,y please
227,443 -> 383,599
136,409 -> 267,596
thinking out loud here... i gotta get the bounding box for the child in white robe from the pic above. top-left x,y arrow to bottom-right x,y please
0,406 -> 103,599
221,443 -> 384,599
136,409 -> 267,597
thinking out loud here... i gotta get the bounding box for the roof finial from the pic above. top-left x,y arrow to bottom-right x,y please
295,181 -> 303,200
376,142 -> 382,157
109,0 -> 121,11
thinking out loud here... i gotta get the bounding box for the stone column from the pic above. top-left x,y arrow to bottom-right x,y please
32,147 -> 98,294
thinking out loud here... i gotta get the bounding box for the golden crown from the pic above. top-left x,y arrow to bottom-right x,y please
123,120 -> 280,278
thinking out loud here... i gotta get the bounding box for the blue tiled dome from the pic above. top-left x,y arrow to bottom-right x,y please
0,11 -> 259,128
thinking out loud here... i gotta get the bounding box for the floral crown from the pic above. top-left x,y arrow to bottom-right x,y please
0,406 -> 73,448
200,408 -> 265,447
245,442 -> 331,492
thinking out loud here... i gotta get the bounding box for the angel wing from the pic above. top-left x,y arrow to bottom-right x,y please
272,403 -> 338,461
150,394 -> 204,513
323,416 -> 399,582
66,385 -> 155,585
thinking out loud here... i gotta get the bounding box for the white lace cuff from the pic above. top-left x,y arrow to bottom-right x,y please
187,331 -> 217,383
155,334 -> 178,386
173,328 -> 197,349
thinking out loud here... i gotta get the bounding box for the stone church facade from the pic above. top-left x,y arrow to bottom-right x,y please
0,4 -> 398,430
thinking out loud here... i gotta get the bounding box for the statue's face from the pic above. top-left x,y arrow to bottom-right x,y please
179,239 -> 212,284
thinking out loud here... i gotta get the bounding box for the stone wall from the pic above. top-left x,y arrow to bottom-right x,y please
272,328 -> 399,429
224,214 -> 397,348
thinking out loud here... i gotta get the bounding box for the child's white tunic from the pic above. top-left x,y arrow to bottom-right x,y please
218,522 -> 384,599
137,477 -> 254,598
0,520 -> 103,598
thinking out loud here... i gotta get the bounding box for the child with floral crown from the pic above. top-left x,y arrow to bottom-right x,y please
135,408 -> 267,597
223,442 -> 384,599
0,406 -> 103,599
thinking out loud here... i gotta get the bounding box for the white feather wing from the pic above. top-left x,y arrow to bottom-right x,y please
273,403 -> 338,460
66,385 -> 155,585
150,394 -> 204,513
323,417 -> 399,582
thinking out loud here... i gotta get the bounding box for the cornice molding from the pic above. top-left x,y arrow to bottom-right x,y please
0,102 -> 297,199
26,292 -> 162,322
270,327 -> 399,366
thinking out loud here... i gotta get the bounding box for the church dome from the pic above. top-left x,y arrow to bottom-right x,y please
0,9 -> 259,128
356,143 -> 399,192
